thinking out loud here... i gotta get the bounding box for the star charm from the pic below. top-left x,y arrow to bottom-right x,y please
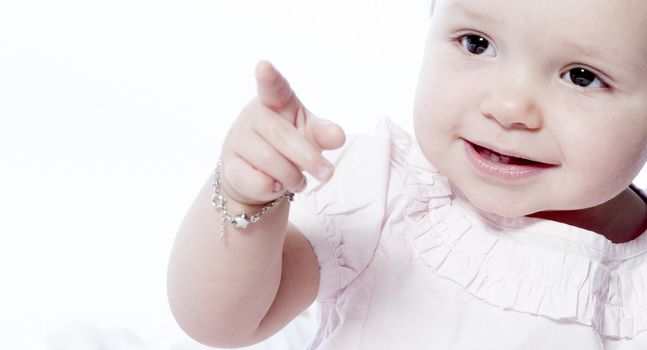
231,213 -> 251,229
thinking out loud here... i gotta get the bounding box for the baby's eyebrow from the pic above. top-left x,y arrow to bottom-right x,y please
569,41 -> 646,76
570,42 -> 610,60
447,2 -> 646,76
448,2 -> 504,26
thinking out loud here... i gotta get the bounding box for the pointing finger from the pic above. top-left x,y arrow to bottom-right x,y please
255,60 -> 302,123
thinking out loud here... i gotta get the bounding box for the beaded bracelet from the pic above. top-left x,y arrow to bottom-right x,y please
211,159 -> 294,239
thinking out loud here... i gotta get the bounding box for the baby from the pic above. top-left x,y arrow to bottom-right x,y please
167,0 -> 647,349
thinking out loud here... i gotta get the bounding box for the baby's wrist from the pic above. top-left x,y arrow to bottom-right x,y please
212,160 -> 294,239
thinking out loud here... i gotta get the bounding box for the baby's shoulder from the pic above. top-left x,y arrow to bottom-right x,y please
306,118 -> 424,193
301,123 -> 398,195
288,129 -> 397,301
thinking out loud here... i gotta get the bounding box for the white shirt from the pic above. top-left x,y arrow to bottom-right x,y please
289,119 -> 647,349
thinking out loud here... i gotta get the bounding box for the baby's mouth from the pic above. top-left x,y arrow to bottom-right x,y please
470,143 -> 550,167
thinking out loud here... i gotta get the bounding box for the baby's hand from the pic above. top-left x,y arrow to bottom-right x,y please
219,61 -> 346,207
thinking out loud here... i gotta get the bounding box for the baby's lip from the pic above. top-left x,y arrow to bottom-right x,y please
465,139 -> 559,166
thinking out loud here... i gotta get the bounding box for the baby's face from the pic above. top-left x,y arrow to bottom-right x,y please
414,0 -> 647,217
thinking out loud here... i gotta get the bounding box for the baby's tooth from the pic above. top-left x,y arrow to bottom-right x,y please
489,153 -> 501,162
499,155 -> 512,164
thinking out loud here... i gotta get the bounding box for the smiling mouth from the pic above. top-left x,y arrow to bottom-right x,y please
470,142 -> 552,167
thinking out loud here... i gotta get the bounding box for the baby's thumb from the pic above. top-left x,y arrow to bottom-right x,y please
306,115 -> 346,151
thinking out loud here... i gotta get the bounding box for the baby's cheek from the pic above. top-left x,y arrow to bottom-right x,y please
603,137 -> 646,182
570,144 -> 641,205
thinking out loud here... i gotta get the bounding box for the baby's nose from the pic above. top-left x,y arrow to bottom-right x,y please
479,79 -> 543,131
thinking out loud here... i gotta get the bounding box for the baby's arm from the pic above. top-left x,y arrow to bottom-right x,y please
166,61 -> 345,348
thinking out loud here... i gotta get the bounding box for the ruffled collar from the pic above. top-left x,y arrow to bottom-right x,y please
379,118 -> 647,339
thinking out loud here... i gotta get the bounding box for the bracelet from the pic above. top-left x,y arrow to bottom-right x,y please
211,159 -> 294,239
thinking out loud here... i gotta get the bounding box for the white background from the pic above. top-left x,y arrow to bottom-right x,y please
0,0 -> 645,348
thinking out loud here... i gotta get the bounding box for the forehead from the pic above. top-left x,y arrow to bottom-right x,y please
435,0 -> 647,71
437,0 -> 647,31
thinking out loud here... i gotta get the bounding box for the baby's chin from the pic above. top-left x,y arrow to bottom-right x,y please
473,201 -> 535,219
459,186 -> 542,218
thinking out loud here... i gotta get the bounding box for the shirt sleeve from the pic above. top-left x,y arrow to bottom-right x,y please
288,133 -> 392,303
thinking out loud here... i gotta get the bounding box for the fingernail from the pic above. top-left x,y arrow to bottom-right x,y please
318,164 -> 332,180
273,181 -> 283,193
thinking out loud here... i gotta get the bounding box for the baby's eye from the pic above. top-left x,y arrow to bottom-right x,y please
561,68 -> 608,89
459,34 -> 496,57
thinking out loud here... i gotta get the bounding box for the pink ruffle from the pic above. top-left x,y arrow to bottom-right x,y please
379,118 -> 647,339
